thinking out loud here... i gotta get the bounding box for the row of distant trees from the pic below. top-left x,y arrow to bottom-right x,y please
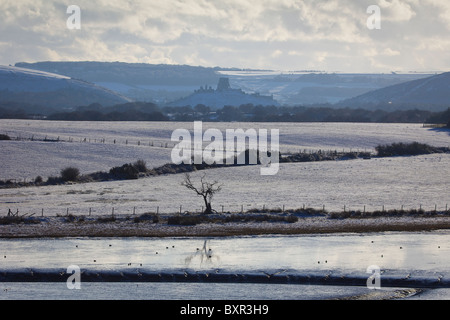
1,100 -> 450,124
48,102 -> 450,124
425,107 -> 450,128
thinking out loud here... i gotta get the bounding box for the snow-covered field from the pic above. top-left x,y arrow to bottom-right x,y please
1,154 -> 449,216
0,120 -> 449,215
1,120 -> 449,180
0,140 -> 171,180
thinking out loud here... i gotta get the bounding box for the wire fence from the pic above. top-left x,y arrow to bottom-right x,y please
3,203 -> 449,218
2,132 -> 377,155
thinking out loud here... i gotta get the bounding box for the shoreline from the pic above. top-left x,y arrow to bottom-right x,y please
2,215 -> 450,238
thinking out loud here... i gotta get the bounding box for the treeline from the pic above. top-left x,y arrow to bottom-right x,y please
424,108 -> 450,127
0,101 -> 57,119
2,100 -> 450,124
209,105 -> 438,123
47,102 -> 168,121
375,142 -> 450,157
45,102 -> 450,124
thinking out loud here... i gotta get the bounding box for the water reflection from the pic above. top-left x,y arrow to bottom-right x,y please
184,239 -> 220,268
1,232 -> 450,276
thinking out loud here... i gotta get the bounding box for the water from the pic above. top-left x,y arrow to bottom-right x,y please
1,232 -> 449,272
1,282 -> 375,300
1,232 -> 450,299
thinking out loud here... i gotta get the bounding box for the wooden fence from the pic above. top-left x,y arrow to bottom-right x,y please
3,203 -> 449,218
2,132 -> 376,155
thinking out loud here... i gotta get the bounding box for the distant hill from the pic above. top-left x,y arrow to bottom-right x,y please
15,61 -> 221,103
0,65 -> 131,113
17,62 -> 432,106
224,71 -> 431,106
16,61 -> 220,86
338,72 -> 450,111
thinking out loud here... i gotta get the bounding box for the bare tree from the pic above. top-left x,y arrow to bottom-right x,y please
181,173 -> 222,215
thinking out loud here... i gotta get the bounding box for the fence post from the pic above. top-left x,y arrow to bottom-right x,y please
241,205 -> 243,213
89,208 -> 91,216
157,206 -> 159,214
133,207 -> 136,215
41,208 -> 44,217
180,205 -> 182,214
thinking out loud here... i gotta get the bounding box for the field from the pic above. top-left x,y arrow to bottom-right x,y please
0,120 -> 449,217
1,120 -> 449,181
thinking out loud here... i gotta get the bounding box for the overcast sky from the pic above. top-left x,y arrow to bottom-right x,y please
1,0 -> 449,73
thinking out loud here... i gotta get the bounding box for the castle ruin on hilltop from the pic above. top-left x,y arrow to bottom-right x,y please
170,77 -> 278,109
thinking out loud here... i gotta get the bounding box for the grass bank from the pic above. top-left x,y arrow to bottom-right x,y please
2,207 -> 450,238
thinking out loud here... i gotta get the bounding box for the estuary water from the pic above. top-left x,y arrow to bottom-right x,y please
1,231 -> 450,300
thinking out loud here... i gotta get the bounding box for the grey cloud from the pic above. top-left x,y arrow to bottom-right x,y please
0,0 -> 449,72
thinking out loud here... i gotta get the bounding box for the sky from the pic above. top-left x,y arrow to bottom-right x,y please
1,0 -> 449,73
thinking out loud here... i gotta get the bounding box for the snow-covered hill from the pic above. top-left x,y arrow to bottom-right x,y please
15,61 -> 221,104
0,65 -> 131,110
15,62 -> 433,107
339,72 -> 450,111
218,70 -> 433,106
